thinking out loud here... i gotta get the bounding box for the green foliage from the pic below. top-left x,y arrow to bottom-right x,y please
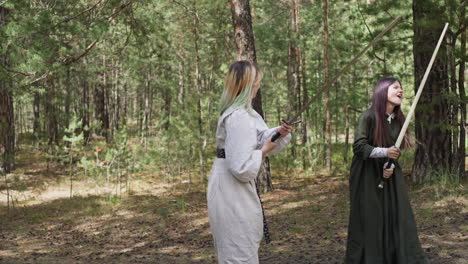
2,0 -> 465,184
107,195 -> 121,206
422,169 -> 463,188
158,208 -> 170,227
63,116 -> 84,147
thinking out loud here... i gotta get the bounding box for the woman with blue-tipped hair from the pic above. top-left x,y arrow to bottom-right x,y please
207,60 -> 292,263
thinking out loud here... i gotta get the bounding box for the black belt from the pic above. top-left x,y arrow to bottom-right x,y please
215,148 -> 271,244
216,148 -> 225,158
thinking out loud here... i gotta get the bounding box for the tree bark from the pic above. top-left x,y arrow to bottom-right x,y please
287,0 -> 302,161
344,105 -> 361,164
33,91 -> 40,134
65,67 -> 71,127
230,0 -> 264,116
102,55 -> 110,141
140,72 -> 150,143
412,0 -> 452,183
449,41 -> 459,174
193,9 -> 205,182
230,0 -> 257,62
0,90 -> 14,173
114,60 -> 121,130
81,65 -> 90,143
301,27 -> 310,170
323,0 -> 332,172
177,53 -> 185,107
46,77 -> 59,147
94,55 -> 110,141
0,7 -> 14,173
457,4 -> 466,179
230,0 -> 272,192
123,82 -> 128,128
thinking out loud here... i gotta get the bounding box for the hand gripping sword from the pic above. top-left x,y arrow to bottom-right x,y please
378,23 -> 449,189
272,16 -> 403,142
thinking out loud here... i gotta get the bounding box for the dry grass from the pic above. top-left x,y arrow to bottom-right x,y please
0,150 -> 467,264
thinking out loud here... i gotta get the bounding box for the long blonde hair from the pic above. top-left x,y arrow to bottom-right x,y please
219,61 -> 262,115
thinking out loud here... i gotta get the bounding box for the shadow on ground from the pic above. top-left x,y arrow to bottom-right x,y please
1,175 -> 466,264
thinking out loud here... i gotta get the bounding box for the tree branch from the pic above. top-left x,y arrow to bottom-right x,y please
107,0 -> 136,22
170,0 -> 201,25
453,24 -> 467,40
56,0 -> 104,26
61,40 -> 98,65
345,105 -> 362,113
0,63 -> 35,77
20,72 -> 49,88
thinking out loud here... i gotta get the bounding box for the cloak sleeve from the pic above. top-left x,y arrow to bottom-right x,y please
353,112 -> 375,160
224,110 -> 263,183
258,126 -> 291,156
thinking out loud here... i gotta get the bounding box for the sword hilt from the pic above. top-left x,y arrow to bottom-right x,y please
271,120 -> 289,142
271,132 -> 282,142
378,158 -> 395,189
271,119 -> 300,142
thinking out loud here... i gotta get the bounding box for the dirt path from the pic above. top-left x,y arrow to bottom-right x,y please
1,169 -> 467,263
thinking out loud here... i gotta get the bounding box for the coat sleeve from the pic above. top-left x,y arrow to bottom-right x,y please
352,113 -> 375,160
224,110 -> 263,183
258,126 -> 291,156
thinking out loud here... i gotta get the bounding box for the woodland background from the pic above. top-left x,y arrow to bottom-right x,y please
0,0 -> 466,263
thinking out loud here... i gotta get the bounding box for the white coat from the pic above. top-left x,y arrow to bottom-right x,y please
207,106 -> 291,263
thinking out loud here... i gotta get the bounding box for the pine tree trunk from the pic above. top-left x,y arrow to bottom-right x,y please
287,0 -> 302,161
16,99 -> 22,135
177,54 -> 185,106
323,0 -> 332,172
45,77 -> 59,147
137,85 -> 143,138
102,55 -> 110,141
144,73 -> 150,135
194,10 -> 205,182
123,82 -> 128,127
301,31 -> 310,170
344,106 -> 361,164
114,61 -> 121,131
33,91 -> 40,135
0,88 -> 14,174
0,89 -> 14,173
457,6 -> 466,179
0,7 -> 14,173
230,0 -> 272,193
65,67 -> 71,127
449,44 -> 459,174
105,59 -> 112,139
81,67 -> 90,143
412,1 -> 452,183
162,68 -> 171,131
344,106 -> 350,164
94,55 -> 110,141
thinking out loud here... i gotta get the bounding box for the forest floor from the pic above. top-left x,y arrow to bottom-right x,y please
0,148 -> 467,264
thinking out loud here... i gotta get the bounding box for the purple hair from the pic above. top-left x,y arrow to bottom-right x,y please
370,77 -> 412,148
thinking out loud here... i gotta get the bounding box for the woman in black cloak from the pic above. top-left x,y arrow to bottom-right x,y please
345,78 -> 427,264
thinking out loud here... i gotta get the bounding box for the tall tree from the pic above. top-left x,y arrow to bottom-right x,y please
0,7 -> 15,173
230,0 -> 272,192
33,91 -> 40,134
193,5 -> 205,182
45,77 -> 59,147
323,0 -> 332,171
457,2 -> 466,179
287,0 -> 302,160
412,0 -> 452,182
80,60 -> 90,143
230,0 -> 265,115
